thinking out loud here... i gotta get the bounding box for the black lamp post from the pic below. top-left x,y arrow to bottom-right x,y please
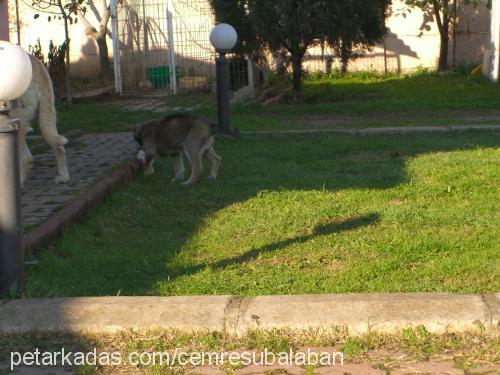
209,23 -> 239,137
0,41 -> 33,297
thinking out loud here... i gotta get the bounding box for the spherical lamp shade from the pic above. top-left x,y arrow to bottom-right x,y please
0,41 -> 33,101
209,23 -> 237,53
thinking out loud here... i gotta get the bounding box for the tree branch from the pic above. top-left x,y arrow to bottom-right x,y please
431,0 -> 444,36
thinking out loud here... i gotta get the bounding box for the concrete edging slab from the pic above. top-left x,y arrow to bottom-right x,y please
0,293 -> 498,336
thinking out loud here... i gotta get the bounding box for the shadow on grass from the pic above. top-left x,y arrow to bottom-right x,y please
24,130 -> 500,297
170,213 -> 380,278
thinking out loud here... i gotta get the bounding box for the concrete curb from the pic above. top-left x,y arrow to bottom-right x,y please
23,159 -> 142,256
241,124 -> 500,135
0,293 -> 498,336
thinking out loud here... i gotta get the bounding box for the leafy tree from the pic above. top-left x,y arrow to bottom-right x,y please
208,0 -> 260,55
404,0 -> 487,71
325,0 -> 391,73
249,0 -> 324,97
222,0 -> 391,98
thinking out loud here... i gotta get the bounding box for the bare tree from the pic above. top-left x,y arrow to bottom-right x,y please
77,0 -> 112,77
32,0 -> 78,103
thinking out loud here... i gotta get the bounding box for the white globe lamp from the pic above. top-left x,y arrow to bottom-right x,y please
209,23 -> 238,53
0,41 -> 32,102
209,23 -> 239,136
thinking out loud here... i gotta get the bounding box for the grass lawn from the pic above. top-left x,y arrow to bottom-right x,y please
53,71 -> 500,134
26,130 -> 499,297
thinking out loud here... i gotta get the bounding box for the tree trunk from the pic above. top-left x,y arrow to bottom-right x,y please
77,3 -> 111,78
451,0 -> 457,67
59,0 -> 72,104
96,33 -> 111,77
97,5 -> 111,78
438,34 -> 449,72
291,53 -> 303,100
340,43 -> 350,74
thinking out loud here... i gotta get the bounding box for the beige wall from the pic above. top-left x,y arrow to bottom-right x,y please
303,0 -> 490,73
8,0 -> 111,78
9,0 -> 491,79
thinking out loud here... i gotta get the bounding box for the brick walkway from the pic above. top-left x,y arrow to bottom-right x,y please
111,96 -> 194,113
22,133 -> 135,229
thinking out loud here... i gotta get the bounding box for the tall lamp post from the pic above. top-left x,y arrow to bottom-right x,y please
0,41 -> 32,296
209,23 -> 239,136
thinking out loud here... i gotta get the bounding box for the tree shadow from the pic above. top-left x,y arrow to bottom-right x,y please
24,129 -> 500,298
170,213 -> 380,279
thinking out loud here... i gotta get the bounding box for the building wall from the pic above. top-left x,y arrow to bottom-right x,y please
8,0 -> 111,78
8,0 -> 491,79
0,0 -> 9,41
303,0 -> 489,73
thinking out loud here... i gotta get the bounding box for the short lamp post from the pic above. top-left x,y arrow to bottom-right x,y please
0,40 -> 32,297
209,23 -> 239,136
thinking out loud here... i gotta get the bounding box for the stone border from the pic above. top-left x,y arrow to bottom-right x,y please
23,159 -> 142,256
0,294 -> 498,336
242,124 -> 500,135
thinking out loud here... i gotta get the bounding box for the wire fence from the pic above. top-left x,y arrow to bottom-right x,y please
114,0 -> 251,95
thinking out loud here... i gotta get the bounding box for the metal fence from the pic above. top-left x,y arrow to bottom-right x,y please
110,0 -> 251,95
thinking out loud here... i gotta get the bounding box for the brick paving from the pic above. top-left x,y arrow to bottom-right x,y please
111,96 -> 194,113
22,133 -> 135,229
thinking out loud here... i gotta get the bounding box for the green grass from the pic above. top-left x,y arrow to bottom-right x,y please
1,328 -> 498,372
26,130 -> 499,297
54,71 -> 500,134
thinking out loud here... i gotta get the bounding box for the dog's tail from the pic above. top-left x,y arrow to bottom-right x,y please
32,56 -> 68,148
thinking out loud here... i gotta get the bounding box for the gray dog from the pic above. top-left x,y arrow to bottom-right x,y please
131,113 -> 221,185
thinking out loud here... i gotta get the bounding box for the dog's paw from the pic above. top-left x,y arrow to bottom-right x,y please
54,174 -> 70,184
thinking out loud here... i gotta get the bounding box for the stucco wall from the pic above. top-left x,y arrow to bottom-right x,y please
0,0 -> 9,41
303,0 -> 490,73
8,0 -> 491,79
8,0 -> 111,78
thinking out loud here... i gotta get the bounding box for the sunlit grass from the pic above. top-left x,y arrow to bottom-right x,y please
25,131 -> 499,297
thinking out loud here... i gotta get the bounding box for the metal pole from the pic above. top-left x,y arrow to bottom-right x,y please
110,0 -> 123,94
166,0 -> 177,95
0,105 -> 24,297
247,53 -> 255,91
216,53 -> 230,132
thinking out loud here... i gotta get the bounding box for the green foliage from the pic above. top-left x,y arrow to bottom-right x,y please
208,0 -> 260,55
254,1 -> 391,96
28,39 -> 45,65
404,0 -> 489,71
28,39 -> 68,99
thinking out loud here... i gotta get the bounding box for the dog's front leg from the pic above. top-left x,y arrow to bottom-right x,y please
144,156 -> 156,175
171,153 -> 185,182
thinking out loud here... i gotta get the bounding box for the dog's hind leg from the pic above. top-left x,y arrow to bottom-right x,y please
171,153 -> 185,182
205,146 -> 221,180
182,143 -> 203,186
54,146 -> 70,184
18,128 -> 34,187
35,56 -> 70,184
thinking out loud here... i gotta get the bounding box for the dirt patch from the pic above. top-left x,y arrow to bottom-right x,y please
290,111 -> 500,128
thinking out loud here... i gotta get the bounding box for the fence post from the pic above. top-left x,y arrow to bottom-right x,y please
247,54 -> 255,91
0,104 -> 24,297
166,0 -> 178,95
110,0 -> 123,94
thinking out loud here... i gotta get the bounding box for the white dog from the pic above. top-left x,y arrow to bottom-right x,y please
10,55 -> 70,185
